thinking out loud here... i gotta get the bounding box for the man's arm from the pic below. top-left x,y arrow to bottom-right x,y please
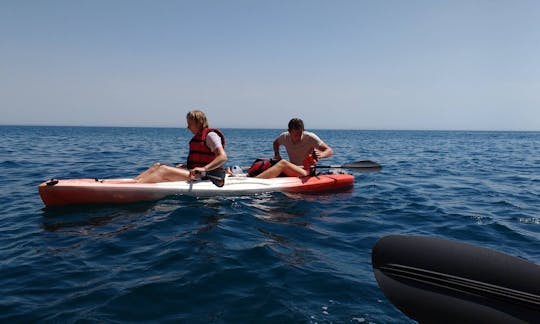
273,138 -> 282,160
315,142 -> 333,159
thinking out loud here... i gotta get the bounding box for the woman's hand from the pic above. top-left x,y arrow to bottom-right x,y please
189,167 -> 206,179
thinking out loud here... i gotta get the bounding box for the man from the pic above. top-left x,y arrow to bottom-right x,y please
256,118 -> 333,178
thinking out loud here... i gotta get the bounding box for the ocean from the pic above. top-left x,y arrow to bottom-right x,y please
1,126 -> 539,323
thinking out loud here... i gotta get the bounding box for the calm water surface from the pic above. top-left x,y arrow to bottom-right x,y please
0,126 -> 539,323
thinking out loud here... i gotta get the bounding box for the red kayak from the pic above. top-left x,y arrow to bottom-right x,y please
38,173 -> 354,207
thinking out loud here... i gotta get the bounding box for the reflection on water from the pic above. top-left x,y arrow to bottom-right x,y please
40,201 -> 158,232
244,191 -> 354,223
40,195 -> 238,236
283,189 -> 354,202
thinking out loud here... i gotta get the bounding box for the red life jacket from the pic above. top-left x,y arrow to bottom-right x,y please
247,158 -> 278,177
187,128 -> 226,169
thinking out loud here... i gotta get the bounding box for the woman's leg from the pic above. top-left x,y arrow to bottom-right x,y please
134,162 -> 161,181
136,164 -> 191,183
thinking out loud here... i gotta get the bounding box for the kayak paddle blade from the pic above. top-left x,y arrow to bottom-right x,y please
342,160 -> 382,170
205,168 -> 226,187
314,160 -> 382,172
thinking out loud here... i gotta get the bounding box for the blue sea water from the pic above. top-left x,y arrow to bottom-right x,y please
0,125 -> 539,323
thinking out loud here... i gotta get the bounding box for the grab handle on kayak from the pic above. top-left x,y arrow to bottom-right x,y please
46,179 -> 59,186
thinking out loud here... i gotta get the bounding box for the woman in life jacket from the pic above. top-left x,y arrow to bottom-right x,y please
135,110 -> 227,183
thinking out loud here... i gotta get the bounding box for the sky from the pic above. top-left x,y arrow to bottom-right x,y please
1,0 -> 539,131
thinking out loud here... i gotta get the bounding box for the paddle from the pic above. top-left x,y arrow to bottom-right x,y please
372,234 -> 540,323
198,168 -> 226,187
314,160 -> 382,172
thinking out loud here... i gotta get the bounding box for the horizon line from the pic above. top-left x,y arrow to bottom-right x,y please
1,124 -> 538,133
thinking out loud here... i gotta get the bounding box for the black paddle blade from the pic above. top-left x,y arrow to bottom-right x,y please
372,235 -> 540,323
342,160 -> 382,169
314,160 -> 382,173
205,168 -> 226,187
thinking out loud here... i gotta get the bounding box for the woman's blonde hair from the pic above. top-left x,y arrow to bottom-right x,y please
186,110 -> 209,129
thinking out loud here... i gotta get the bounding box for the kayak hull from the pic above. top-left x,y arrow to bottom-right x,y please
38,174 -> 354,206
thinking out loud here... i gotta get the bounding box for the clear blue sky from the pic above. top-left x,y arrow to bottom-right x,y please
1,0 -> 539,130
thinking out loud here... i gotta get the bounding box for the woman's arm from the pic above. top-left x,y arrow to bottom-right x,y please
190,146 -> 227,176
206,146 -> 227,171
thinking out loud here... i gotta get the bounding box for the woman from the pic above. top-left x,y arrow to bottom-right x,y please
135,110 -> 227,183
